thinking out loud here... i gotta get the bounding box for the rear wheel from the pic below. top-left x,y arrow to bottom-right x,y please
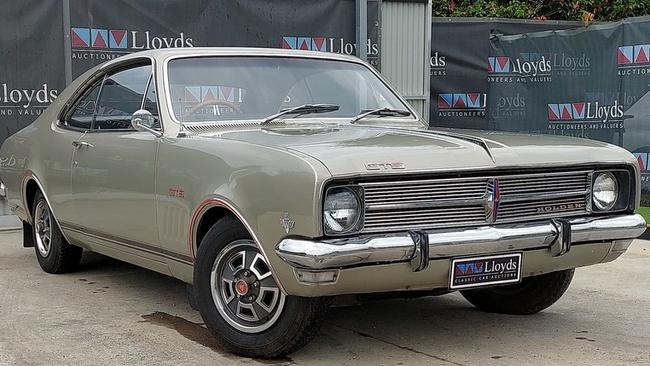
460,269 -> 574,315
32,191 -> 82,274
193,216 -> 329,358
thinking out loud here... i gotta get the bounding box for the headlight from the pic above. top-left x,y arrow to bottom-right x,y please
593,172 -> 618,210
323,186 -> 362,234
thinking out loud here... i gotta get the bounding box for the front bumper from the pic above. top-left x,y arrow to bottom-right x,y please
275,214 -> 646,270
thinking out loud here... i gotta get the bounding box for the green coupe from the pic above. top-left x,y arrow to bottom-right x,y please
0,48 -> 645,358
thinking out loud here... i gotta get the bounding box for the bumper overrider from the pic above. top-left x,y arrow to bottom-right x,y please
275,214 -> 646,271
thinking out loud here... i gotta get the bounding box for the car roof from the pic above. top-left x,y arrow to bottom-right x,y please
101,47 -> 363,70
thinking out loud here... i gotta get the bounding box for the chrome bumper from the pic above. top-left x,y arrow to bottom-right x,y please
275,214 -> 646,270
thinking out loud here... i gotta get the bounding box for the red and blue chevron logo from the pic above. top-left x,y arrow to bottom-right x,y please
488,56 -> 510,73
571,103 -> 585,119
438,93 -> 483,109
438,94 -> 453,109
635,153 -> 649,171
71,28 -> 90,47
282,36 -> 327,52
109,30 -> 127,49
454,261 -> 485,275
618,44 -> 650,65
91,29 -> 108,48
548,103 -> 585,121
71,27 -> 128,49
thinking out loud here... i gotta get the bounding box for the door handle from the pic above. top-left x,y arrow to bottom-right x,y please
72,141 -> 94,149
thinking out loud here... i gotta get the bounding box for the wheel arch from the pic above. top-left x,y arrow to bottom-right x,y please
194,205 -> 233,252
188,196 -> 287,293
24,178 -> 39,222
21,171 -> 48,224
20,171 -> 72,244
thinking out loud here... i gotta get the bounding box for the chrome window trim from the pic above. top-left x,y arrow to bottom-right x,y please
59,75 -> 104,132
160,53 -> 422,129
57,56 -> 161,135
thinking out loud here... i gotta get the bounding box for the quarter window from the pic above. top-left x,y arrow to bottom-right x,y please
143,76 -> 161,129
93,64 -> 152,130
67,79 -> 102,130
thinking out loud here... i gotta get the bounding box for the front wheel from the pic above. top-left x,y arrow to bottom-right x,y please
193,216 -> 329,358
460,269 -> 574,315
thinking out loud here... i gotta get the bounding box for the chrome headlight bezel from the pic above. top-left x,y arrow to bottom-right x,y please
592,172 -> 618,210
591,170 -> 631,212
322,185 -> 364,235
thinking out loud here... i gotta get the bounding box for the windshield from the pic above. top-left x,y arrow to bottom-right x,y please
166,56 -> 411,123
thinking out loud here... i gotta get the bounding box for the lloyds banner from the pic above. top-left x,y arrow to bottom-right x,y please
68,0 -> 380,78
0,0 -> 65,138
430,18 -> 580,130
487,16 -> 650,204
1,0 -> 379,144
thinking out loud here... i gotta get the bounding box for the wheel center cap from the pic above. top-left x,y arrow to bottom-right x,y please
235,280 -> 249,296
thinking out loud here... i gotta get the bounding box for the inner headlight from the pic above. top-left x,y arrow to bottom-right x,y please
593,172 -> 618,210
323,186 -> 362,234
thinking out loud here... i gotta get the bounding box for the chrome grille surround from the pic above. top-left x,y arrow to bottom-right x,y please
359,170 -> 592,233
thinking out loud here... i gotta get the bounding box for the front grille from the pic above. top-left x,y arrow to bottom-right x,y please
358,170 -> 591,233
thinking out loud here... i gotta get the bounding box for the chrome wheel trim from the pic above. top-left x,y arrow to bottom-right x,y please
34,199 -> 52,257
210,240 -> 286,333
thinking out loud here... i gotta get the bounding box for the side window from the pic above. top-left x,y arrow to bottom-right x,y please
93,64 -> 151,130
67,79 -> 102,130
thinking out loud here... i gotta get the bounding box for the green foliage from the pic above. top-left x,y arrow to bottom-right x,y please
636,206 -> 650,224
433,0 -> 650,21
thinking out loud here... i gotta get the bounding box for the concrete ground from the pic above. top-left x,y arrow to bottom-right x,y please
0,231 -> 648,366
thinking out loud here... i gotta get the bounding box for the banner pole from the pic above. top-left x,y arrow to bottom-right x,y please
356,0 -> 368,61
62,0 -> 72,85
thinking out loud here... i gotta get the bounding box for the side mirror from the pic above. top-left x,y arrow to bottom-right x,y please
131,109 -> 162,137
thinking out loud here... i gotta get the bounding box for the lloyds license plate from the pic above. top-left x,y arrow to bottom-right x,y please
449,253 -> 522,290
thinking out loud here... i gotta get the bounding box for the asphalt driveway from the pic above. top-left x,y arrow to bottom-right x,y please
1,230 -> 648,365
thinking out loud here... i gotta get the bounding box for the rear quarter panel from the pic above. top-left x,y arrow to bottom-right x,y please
0,77 -> 86,223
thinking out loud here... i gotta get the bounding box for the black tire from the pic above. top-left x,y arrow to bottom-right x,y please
186,284 -> 199,311
460,269 -> 574,315
193,215 -> 329,358
32,191 -> 82,274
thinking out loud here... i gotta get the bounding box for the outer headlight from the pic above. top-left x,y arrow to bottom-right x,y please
593,172 -> 618,210
323,186 -> 362,234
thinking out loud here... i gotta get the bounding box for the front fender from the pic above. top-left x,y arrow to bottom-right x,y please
156,136 -> 331,293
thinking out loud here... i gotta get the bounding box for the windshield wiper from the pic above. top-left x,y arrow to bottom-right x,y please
261,104 -> 340,125
349,107 -> 412,124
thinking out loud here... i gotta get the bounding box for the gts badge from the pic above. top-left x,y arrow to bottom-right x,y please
365,162 -> 406,170
168,186 -> 186,198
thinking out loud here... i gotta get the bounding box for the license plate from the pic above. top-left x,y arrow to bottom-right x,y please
449,253 -> 522,290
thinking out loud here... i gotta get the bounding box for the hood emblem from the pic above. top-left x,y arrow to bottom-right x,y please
280,212 -> 296,234
484,178 -> 500,223
365,162 -> 406,170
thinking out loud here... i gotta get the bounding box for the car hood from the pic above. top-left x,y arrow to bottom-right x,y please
206,124 -> 634,176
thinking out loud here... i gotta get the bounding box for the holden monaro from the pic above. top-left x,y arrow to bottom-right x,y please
0,48 -> 645,358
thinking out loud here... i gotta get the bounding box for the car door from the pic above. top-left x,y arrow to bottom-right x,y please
68,62 -> 163,263
46,77 -> 101,224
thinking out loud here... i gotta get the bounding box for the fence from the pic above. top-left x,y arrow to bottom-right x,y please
430,16 -> 650,204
